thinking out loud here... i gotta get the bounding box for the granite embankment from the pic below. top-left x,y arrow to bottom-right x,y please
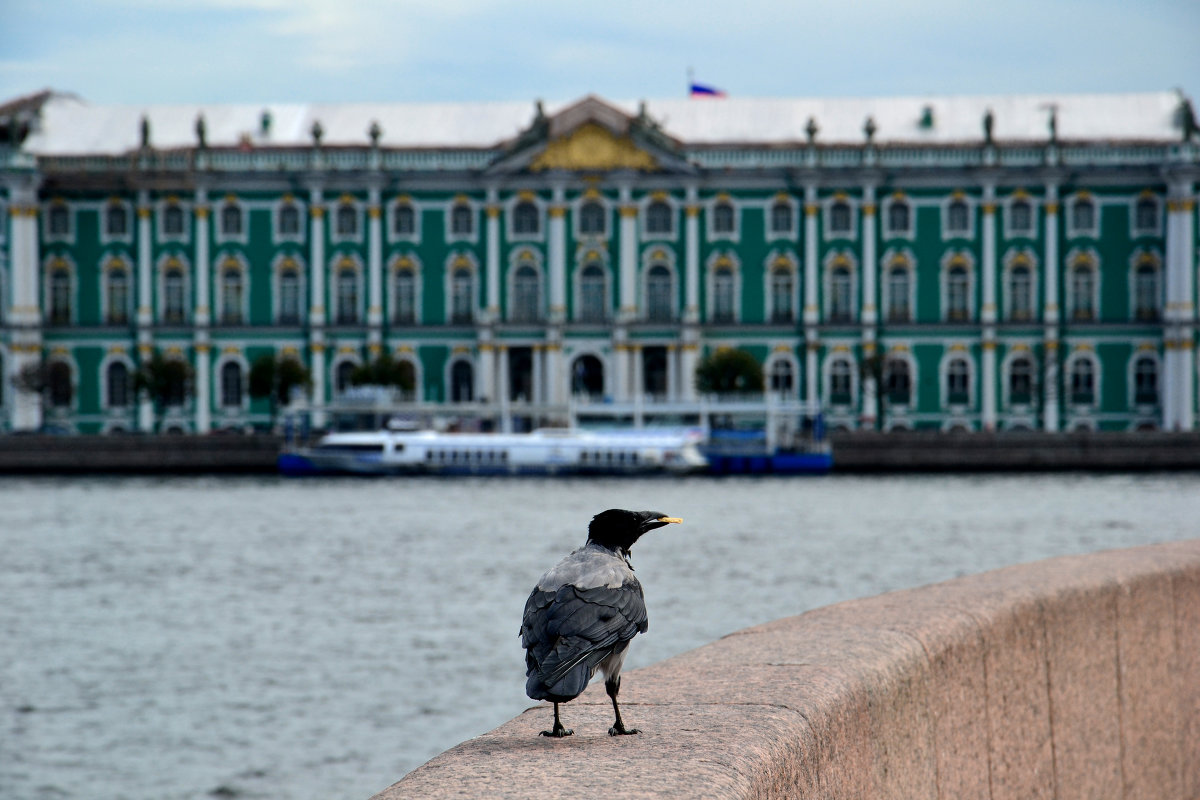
0,430 -> 1199,474
374,539 -> 1200,800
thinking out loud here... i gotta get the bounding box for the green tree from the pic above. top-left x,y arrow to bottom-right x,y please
135,352 -> 193,432
249,354 -> 312,425
694,348 -> 764,395
350,353 -> 415,393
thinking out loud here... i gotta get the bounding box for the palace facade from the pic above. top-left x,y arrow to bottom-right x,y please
1,89 -> 1197,433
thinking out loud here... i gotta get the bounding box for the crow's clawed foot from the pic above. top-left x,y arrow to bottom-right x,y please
608,723 -> 640,736
540,724 -> 574,738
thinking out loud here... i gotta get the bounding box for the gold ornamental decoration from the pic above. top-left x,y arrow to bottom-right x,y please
530,123 -> 657,172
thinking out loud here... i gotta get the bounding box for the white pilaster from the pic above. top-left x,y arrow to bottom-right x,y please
367,186 -> 383,341
981,184 -> 997,430
684,185 -> 700,323
308,187 -> 326,427
806,339 -> 819,408
803,185 -> 819,326
137,191 -> 153,327
1165,186 -> 1196,430
1042,184 -> 1060,432
618,185 -> 638,322
485,188 -> 500,323
8,188 -> 42,431
194,189 -> 210,327
192,189 -> 211,432
679,341 -> 699,402
548,186 -> 566,324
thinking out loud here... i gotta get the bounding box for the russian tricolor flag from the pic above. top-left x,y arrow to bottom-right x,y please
689,82 -> 726,98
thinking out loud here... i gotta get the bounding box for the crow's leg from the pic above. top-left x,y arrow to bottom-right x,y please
606,677 -> 639,736
540,702 -> 574,738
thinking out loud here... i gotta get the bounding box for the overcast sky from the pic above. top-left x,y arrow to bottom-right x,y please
1,1 -> 1197,107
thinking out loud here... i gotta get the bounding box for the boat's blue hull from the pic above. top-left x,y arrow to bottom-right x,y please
702,451 -> 833,475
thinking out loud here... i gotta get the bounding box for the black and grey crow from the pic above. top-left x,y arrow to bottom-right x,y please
521,509 -> 682,738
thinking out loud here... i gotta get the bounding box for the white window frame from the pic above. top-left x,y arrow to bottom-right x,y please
707,195 -> 740,243
641,195 -> 677,240
881,194 -> 915,240
823,194 -> 858,241
507,248 -> 544,323
1130,193 -> 1162,238
44,200 -> 74,243
216,197 -> 248,245
939,349 -> 975,409
941,193 -> 975,241
823,251 -> 858,323
1004,193 -> 1037,239
273,197 -> 306,244
158,198 -> 191,244
940,250 -> 975,322
389,197 -> 421,243
100,199 -> 134,246
1065,192 -> 1100,239
507,194 -> 545,242
331,197 -> 363,244
446,197 -> 478,244
766,194 -> 798,241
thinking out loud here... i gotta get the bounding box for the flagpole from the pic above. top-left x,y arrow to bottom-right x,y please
687,67 -> 694,97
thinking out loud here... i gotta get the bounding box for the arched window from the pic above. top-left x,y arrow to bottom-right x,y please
829,200 -> 852,234
646,265 -> 673,321
1134,262 -> 1160,321
887,200 -> 910,235
107,362 -> 131,408
451,267 -> 474,323
1070,358 -> 1095,405
1134,356 -> 1158,405
579,201 -> 605,236
221,361 -> 243,408
512,264 -> 540,322
163,204 -> 186,236
770,201 -> 793,234
1072,197 -> 1095,232
221,203 -> 242,237
220,265 -> 244,324
48,362 -> 73,408
829,359 -> 853,405
105,204 -> 129,237
946,264 -> 970,320
1135,197 -> 1159,232
336,203 -> 358,237
164,361 -> 187,407
1009,357 -> 1034,404
769,359 -> 794,396
512,200 -> 539,235
770,265 -> 794,322
887,264 -> 911,322
393,269 -> 416,324
393,203 -> 415,236
50,267 -> 72,324
642,346 -> 668,398
335,360 -> 356,394
712,265 -> 735,322
1071,262 -> 1096,320
579,263 -> 607,322
884,358 -> 912,405
946,358 -> 970,405
946,198 -> 970,234
278,202 -> 301,237
450,360 -> 474,402
1009,264 -> 1033,321
828,265 -> 853,322
163,265 -> 186,324
336,266 -> 359,324
278,266 -> 301,324
450,203 -> 473,236
645,200 -> 672,235
106,266 -> 130,324
1009,198 -> 1033,235
712,201 -> 735,234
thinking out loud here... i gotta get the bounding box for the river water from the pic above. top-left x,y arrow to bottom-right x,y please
2,473 -> 1197,800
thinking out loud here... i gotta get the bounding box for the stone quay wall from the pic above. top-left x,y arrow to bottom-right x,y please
0,433 -> 283,473
374,539 -> 1200,800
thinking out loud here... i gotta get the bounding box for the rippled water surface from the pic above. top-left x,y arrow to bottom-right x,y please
3,473 -> 1197,799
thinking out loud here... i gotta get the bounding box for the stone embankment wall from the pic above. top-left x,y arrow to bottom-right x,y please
0,434 -> 283,473
830,429 -> 1200,471
374,540 -> 1200,799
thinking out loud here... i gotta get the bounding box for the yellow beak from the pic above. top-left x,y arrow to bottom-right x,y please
658,517 -> 683,524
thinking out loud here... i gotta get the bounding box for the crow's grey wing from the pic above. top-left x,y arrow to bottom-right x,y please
521,580 -> 647,701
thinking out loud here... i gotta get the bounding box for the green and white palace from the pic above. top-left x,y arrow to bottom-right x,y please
1,89 -> 1198,433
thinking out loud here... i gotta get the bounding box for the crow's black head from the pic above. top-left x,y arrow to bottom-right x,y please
587,509 -> 682,553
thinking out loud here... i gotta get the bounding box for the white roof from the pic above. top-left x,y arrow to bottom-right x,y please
20,91 -> 1187,156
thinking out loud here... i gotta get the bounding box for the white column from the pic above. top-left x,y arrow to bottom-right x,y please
631,344 -> 644,401
618,185 -> 638,321
548,186 -> 566,324
497,345 -> 511,431
308,187 -> 326,427
684,185 -> 700,323
613,338 -> 628,402
136,191 -> 153,327
194,343 -> 211,433
680,341 -> 699,402
546,343 -> 563,406
804,185 -> 820,408
1165,187 -> 1196,430
861,185 -> 878,426
192,189 -> 211,432
8,189 -> 42,431
486,187 -> 501,323
367,185 -> 383,349
981,184 -> 998,431
1042,184 -> 1060,432
477,340 -> 494,403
